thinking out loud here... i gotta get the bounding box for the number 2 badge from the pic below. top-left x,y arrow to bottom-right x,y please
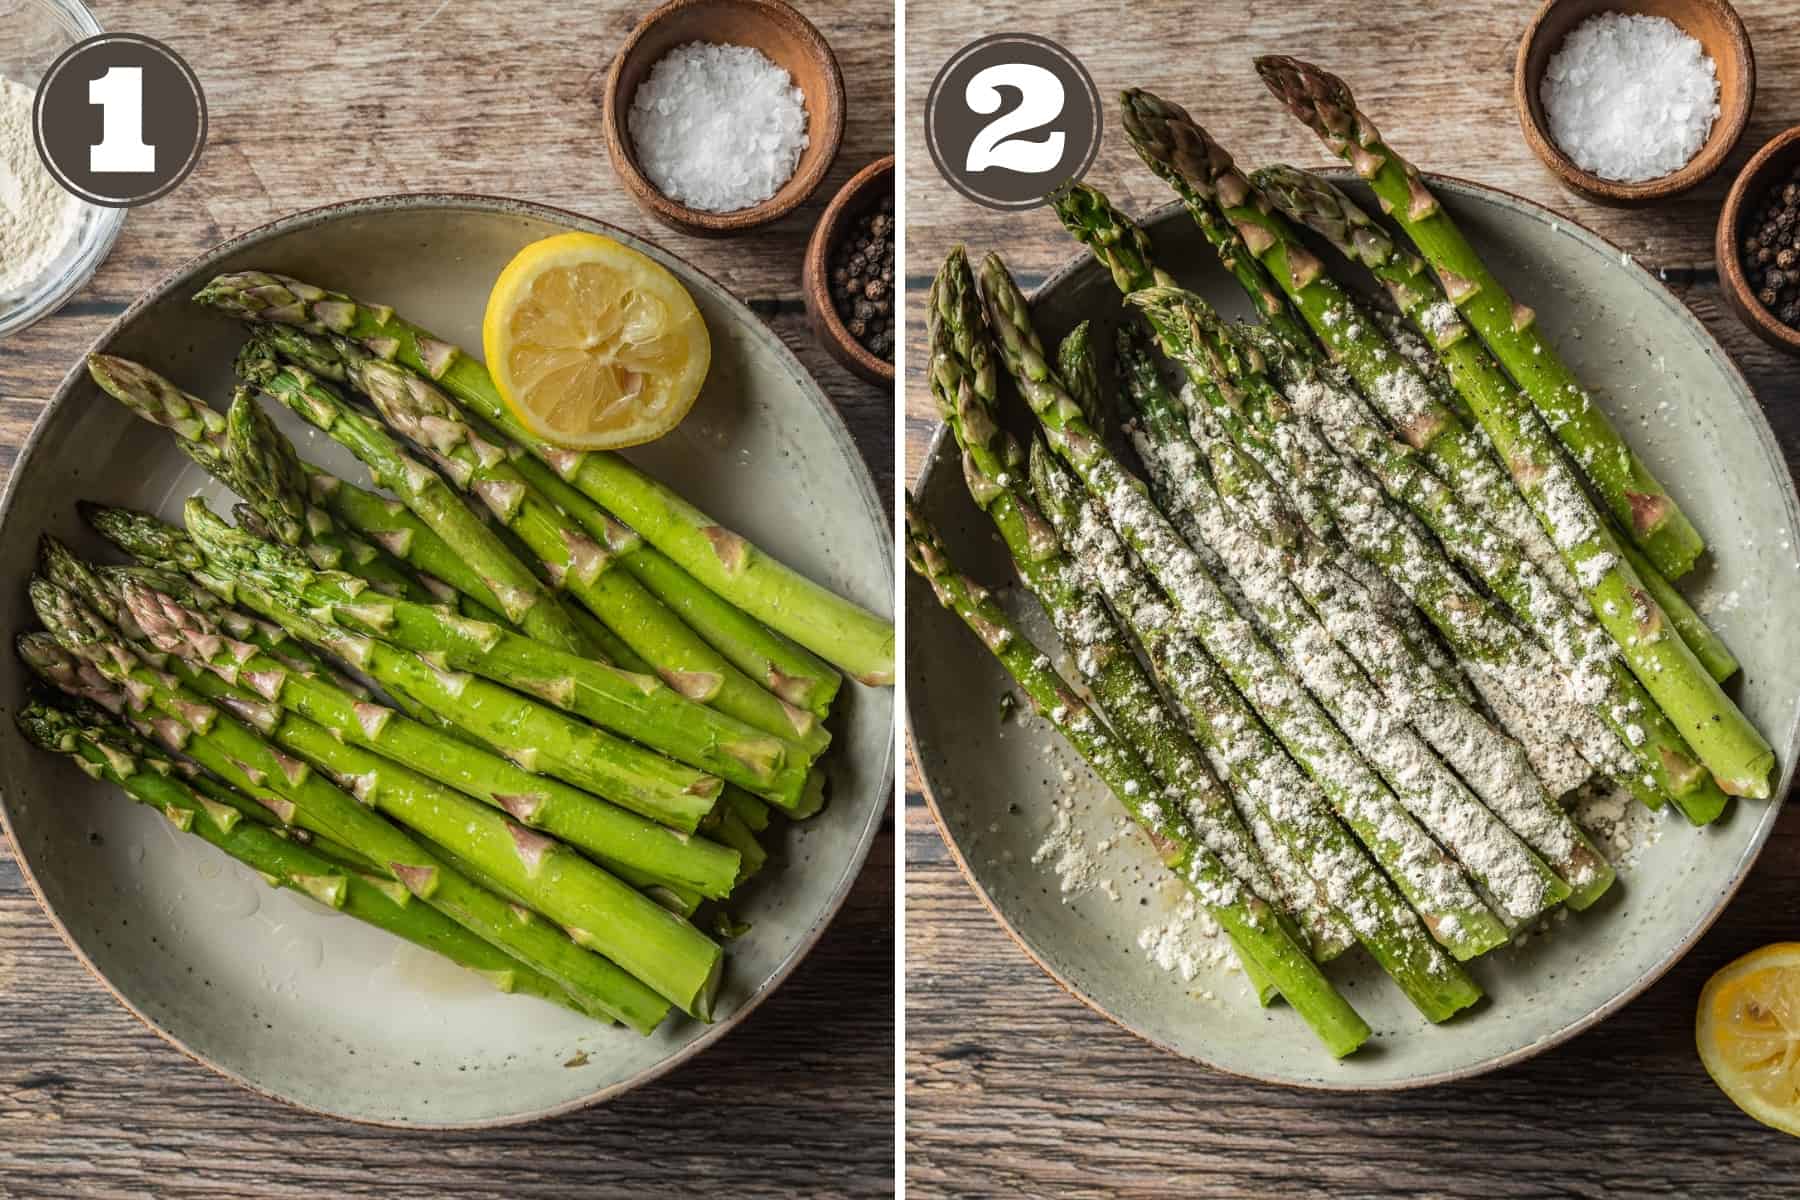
925,34 -> 1102,212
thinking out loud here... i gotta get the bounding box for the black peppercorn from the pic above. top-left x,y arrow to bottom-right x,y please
825,189 -> 897,364
1741,174 -> 1800,330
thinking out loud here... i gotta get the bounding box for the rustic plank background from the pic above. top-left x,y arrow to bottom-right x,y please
0,2 -> 894,1196
904,2 -> 1800,1195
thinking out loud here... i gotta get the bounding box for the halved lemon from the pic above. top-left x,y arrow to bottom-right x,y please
483,231 -> 710,450
1697,942 -> 1800,1136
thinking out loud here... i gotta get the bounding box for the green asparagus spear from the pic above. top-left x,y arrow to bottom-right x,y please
178,502 -> 814,809
1112,322 -> 1612,910
1055,321 -> 1110,446
1254,165 -> 1769,800
928,246 -> 1324,965
978,251 -> 1491,998
1136,285 -> 1730,822
906,497 -> 1374,1053
28,574 -> 723,1017
1119,91 -> 1578,603
1047,182 -> 1488,737
241,333 -> 829,769
18,614 -> 683,1029
86,355 -> 430,601
1255,56 -> 1705,579
82,502 -> 728,834
1042,183 -> 1606,800
17,699 -> 593,1018
71,563 -> 742,901
1616,534 -> 1738,684
193,270 -> 895,686
227,338 -> 592,654
500,441 -> 841,718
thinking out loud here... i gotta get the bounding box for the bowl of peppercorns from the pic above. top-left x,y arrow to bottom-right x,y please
804,154 -> 895,385
1718,125 -> 1800,356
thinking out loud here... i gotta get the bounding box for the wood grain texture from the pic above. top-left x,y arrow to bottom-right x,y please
904,2 -> 1800,1195
0,1 -> 894,1195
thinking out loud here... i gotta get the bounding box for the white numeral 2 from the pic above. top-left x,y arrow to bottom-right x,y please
89,66 -> 156,174
963,63 -> 1065,175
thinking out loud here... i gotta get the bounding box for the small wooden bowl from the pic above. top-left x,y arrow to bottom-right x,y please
1515,0 -> 1754,206
1717,126 -> 1800,356
803,155 -> 895,386
602,0 -> 845,237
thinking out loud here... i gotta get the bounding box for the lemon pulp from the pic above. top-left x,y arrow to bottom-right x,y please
483,232 -> 710,450
1697,942 -> 1800,1136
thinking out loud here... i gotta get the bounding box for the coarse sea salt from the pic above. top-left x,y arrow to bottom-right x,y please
1540,13 -> 1719,183
627,42 -> 809,213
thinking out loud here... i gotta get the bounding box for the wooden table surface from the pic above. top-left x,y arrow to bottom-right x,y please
0,2 -> 894,1196
904,2 -> 1800,1195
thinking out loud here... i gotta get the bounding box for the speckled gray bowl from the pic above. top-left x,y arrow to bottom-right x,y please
0,195 -> 894,1126
907,176 -> 1799,1088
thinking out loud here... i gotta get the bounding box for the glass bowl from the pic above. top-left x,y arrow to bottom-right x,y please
0,0 -> 125,339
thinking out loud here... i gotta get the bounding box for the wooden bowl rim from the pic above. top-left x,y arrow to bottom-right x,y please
1513,0 -> 1755,204
601,0 -> 846,235
1716,124 -> 1800,354
803,155 -> 896,385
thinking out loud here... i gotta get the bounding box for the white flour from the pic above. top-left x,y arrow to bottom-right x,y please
1137,894 -> 1238,985
0,76 -> 81,297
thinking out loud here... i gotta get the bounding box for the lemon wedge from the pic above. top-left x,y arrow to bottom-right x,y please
483,231 -> 710,450
1697,942 -> 1800,1136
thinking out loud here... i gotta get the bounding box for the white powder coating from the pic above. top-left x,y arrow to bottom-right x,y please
1132,411 -> 1559,923
1280,366 -> 1640,782
0,77 -> 81,296
1137,895 -> 1240,983
627,43 -> 809,213
1030,794 -> 1106,899
1572,780 -> 1666,870
1540,13 -> 1719,183
1087,445 -> 1478,944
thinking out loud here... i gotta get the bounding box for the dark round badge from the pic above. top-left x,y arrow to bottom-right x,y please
924,34 -> 1102,212
33,33 -> 207,208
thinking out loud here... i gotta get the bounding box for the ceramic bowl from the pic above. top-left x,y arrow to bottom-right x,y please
1716,125 -> 1800,356
803,154 -> 896,386
1514,0 -> 1753,206
602,0 -> 845,237
0,194 -> 894,1126
907,176 -> 1798,1089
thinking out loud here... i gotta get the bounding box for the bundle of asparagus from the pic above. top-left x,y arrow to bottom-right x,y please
20,278 -> 894,1035
912,62 -> 1771,1058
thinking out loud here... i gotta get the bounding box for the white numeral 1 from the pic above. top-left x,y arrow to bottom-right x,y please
89,66 -> 155,174
963,62 -> 1066,175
